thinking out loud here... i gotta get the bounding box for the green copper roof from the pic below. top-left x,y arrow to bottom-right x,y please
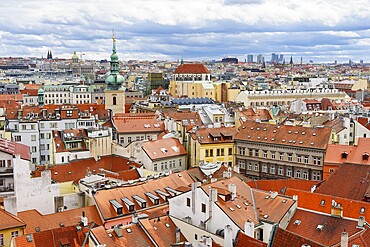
105,34 -> 124,90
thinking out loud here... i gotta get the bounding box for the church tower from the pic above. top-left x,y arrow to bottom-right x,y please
104,34 -> 126,115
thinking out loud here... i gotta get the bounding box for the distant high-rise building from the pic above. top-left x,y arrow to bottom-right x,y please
257,54 -> 263,64
271,53 -> 279,63
279,54 -> 284,62
289,56 -> 294,65
247,54 -> 253,63
360,59 -> 364,64
221,57 -> 238,64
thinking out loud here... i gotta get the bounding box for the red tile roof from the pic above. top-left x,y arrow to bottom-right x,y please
14,225 -> 88,247
90,224 -> 155,246
315,163 -> 370,201
174,63 -> 210,74
0,208 -> 26,231
247,179 -> 318,194
285,188 -> 370,221
94,171 -> 194,220
113,115 -> 164,134
140,215 -> 187,246
286,209 -> 361,246
235,121 -> 332,150
235,231 -> 267,247
358,117 -> 370,131
18,206 -> 103,234
189,126 -> 237,144
0,138 -> 30,160
142,138 -> 187,161
325,139 -> 370,165
33,155 -> 141,183
271,227 -> 326,247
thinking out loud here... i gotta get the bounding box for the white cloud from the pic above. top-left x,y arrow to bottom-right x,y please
0,0 -> 370,62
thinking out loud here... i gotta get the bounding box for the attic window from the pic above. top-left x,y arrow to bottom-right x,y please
360,207 -> 366,214
126,228 -> 132,233
288,131 -> 292,134
316,224 -> 324,231
294,220 -> 301,225
363,153 -> 369,161
282,199 -> 287,203
313,133 -> 317,136
320,200 -> 325,206
165,223 -> 170,228
302,132 -> 306,135
273,130 -> 277,133
341,152 -> 348,159
263,214 -> 269,219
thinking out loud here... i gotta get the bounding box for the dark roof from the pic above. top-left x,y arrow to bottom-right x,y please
271,227 -> 326,247
174,63 -> 210,74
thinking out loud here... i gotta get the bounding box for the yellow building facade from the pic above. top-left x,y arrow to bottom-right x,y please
0,209 -> 25,247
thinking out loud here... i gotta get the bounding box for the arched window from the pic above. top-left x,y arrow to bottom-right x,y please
113,96 -> 117,105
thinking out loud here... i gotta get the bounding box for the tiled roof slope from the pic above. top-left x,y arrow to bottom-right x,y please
0,138 -> 30,160
90,224 -> 155,247
189,126 -> 237,144
325,138 -> 370,165
235,231 -> 267,247
18,206 -> 102,234
247,179 -> 318,194
33,155 -> 141,183
174,63 -> 210,74
142,138 -> 187,161
235,121 -> 331,150
286,209 -> 361,246
285,188 -> 370,221
271,227 -> 326,247
0,208 -> 26,231
315,163 -> 370,201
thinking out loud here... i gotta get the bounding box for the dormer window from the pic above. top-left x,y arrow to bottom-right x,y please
341,152 -> 348,159
363,153 -> 369,161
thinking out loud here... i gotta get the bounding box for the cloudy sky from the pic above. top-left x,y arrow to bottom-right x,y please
1,0 -> 370,63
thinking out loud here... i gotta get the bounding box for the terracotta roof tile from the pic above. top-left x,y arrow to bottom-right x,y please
286,209 -> 361,246
316,163 -> 370,201
271,227 -> 326,247
235,121 -> 331,150
142,138 -> 187,161
0,138 -> 30,160
174,64 -> 210,74
247,179 -> 318,194
235,231 -> 267,247
113,115 -> 164,134
0,208 -> 26,231
18,206 -> 102,234
190,126 -> 237,144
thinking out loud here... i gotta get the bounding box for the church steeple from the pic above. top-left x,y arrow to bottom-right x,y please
105,34 -> 124,90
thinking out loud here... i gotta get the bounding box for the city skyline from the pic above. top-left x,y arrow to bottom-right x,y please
1,0 -> 370,62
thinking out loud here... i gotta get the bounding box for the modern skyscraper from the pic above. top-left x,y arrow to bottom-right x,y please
247,54 -> 253,63
257,54 -> 263,64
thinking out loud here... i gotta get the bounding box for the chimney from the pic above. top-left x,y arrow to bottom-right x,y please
293,195 -> 298,201
191,182 -> 201,213
208,187 -> 217,225
357,216 -> 365,229
244,220 -> 254,238
271,191 -> 278,199
114,225 -> 123,238
175,227 -> 181,243
341,231 -> 348,247
228,184 -> 236,201
224,225 -> 233,247
81,211 -> 88,227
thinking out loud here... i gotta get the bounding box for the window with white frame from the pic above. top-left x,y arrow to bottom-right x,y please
303,171 -> 308,180
262,164 -> 267,173
296,170 -> 301,178
278,167 -> 284,175
270,165 -> 275,174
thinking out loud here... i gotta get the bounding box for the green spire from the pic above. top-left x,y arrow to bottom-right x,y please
105,34 -> 124,90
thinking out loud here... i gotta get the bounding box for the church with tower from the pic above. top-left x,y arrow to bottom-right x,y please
104,34 -> 126,115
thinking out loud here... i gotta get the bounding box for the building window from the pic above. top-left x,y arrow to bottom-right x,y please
239,147 -> 245,155
262,164 -> 267,173
248,163 -> 252,170
154,164 -> 157,171
254,164 -> 259,171
179,159 -> 182,167
31,146 -> 37,153
278,167 -> 284,176
14,136 -> 21,142
312,172 -> 321,181
304,156 -> 309,164
32,158 -> 37,164
187,198 -> 191,207
31,135 -> 37,141
288,154 -> 292,161
263,150 -> 268,158
296,170 -> 301,179
249,149 -> 253,156
205,149 -> 209,157
66,110 -> 73,117
255,149 -> 259,157
238,160 -> 245,168
113,96 -> 117,105
0,179 -> 4,187
287,168 -> 292,177
313,157 -> 321,165
271,152 -> 276,159
11,230 -> 18,238
303,171 -> 308,180
0,234 -> 3,246
297,156 -> 302,163
61,157 -> 65,163
270,165 -> 275,174
201,203 -> 206,213
22,124 -> 26,130
329,168 -> 334,173
279,153 -> 284,160
228,148 -> 232,155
